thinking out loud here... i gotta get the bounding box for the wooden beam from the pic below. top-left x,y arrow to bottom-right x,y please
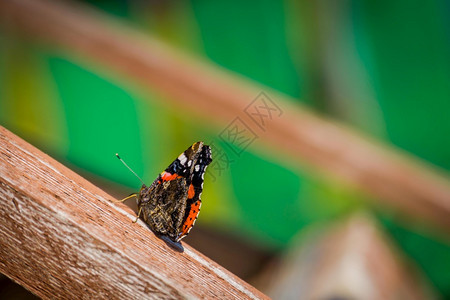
0,0 -> 450,232
0,126 -> 268,299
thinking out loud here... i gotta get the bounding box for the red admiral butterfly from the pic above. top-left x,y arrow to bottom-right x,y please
116,142 -> 212,248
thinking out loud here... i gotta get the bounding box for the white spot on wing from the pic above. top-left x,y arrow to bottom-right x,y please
178,153 -> 187,165
195,165 -> 200,172
187,160 -> 192,167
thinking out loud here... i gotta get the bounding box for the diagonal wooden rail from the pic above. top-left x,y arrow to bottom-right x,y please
0,126 -> 268,299
0,0 -> 450,233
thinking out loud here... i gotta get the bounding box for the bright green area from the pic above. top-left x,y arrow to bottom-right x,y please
354,0 -> 450,170
191,0 -> 301,99
1,0 -> 449,296
48,57 -> 144,187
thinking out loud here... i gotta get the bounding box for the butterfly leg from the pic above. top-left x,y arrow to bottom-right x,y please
133,206 -> 143,223
114,193 -> 137,203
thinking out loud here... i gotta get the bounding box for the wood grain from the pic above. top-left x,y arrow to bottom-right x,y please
0,126 -> 268,299
0,0 -> 449,232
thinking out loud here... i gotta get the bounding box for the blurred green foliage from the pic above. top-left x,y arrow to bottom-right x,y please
1,0 -> 449,296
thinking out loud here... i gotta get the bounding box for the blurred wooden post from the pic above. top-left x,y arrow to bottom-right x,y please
0,126 -> 267,299
0,0 -> 449,233
265,214 -> 435,300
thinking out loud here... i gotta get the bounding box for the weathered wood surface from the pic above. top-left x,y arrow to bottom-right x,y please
1,0 -> 449,231
0,126 -> 268,299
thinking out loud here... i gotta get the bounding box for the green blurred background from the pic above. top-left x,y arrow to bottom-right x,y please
1,0 -> 450,297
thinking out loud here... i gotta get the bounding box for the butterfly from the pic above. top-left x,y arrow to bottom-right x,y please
116,142 -> 212,248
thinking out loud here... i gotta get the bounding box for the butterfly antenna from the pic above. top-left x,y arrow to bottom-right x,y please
116,153 -> 145,185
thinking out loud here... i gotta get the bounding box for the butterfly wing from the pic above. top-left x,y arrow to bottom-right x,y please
138,142 -> 212,242
177,142 -> 212,241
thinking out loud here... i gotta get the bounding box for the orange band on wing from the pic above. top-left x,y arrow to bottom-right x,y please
180,200 -> 201,237
160,171 -> 182,182
187,184 -> 195,199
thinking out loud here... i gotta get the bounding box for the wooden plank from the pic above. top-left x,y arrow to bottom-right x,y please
0,126 -> 268,299
0,0 -> 449,232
